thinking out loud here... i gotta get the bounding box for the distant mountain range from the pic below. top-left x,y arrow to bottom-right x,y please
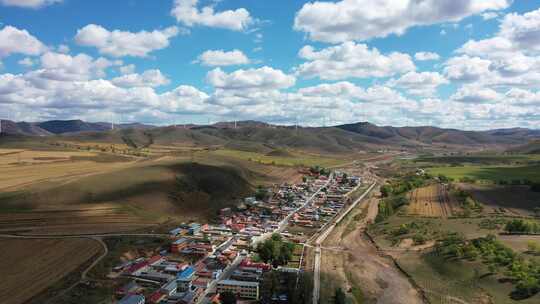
0,119 -> 154,136
1,119 -> 539,153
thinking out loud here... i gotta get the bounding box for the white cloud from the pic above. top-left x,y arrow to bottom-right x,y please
118,64 -> 136,75
18,57 -> 35,67
504,88 -> 540,106
452,9 -> 540,90
171,0 -> 252,31
387,71 -> 448,97
500,8 -> 540,52
207,66 -> 295,91
1,64 -> 539,129
112,69 -> 170,88
296,42 -> 415,80
0,73 -> 29,95
482,12 -> 499,20
196,49 -> 250,66
458,37 -> 513,57
0,0 -> 61,8
451,85 -> 501,103
0,26 -> 47,57
414,52 -> 440,61
35,51 -> 117,81
294,0 -> 510,43
444,55 -> 492,82
75,24 -> 180,57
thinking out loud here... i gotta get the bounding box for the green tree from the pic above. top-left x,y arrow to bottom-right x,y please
334,288 -> 346,304
220,291 -> 237,304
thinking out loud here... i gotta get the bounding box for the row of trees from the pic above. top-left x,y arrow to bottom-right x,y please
435,234 -> 540,299
380,173 -> 430,198
375,195 -> 409,222
437,172 -> 540,189
376,173 -> 430,222
505,219 -> 540,234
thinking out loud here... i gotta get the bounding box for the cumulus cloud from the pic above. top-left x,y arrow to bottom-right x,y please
112,69 -> 170,88
118,64 -> 136,75
0,26 -> 47,57
294,0 -> 510,43
2,64 -> 539,129
35,51 -> 118,81
414,52 -> 440,61
296,42 -> 415,80
171,0 -> 252,31
451,85 -> 501,103
207,66 -> 295,91
196,49 -> 250,66
500,8 -> 540,52
504,88 -> 540,106
75,24 -> 180,57
387,71 -> 448,97
0,0 -> 61,8
451,9 -> 540,90
444,55 -> 492,82
160,85 -> 210,114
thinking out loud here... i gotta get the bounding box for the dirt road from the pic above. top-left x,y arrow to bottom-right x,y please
320,192 -> 425,304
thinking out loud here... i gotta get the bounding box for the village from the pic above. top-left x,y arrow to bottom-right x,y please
112,168 -> 362,304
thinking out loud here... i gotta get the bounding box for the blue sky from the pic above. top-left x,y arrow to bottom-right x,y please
0,0 -> 540,129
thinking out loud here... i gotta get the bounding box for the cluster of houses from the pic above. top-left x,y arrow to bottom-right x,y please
113,171 -> 360,304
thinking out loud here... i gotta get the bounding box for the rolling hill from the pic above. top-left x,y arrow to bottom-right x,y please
507,140 -> 540,154
2,119 -> 539,153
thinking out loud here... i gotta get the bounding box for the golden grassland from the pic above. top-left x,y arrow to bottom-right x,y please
209,148 -> 350,167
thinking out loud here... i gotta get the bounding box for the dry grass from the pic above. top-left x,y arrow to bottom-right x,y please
0,149 -> 136,191
0,238 -> 102,304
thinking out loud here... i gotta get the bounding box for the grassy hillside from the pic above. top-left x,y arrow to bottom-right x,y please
0,159 -> 253,220
210,148 -> 348,167
427,165 -> 540,183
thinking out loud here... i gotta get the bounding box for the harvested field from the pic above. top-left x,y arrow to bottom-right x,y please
458,183 -> 540,217
0,205 -> 155,235
407,184 -> 460,217
0,149 -> 97,165
0,149 -> 136,191
0,238 -> 102,304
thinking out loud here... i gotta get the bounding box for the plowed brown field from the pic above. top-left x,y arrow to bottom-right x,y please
0,238 -> 102,304
407,184 -> 460,217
